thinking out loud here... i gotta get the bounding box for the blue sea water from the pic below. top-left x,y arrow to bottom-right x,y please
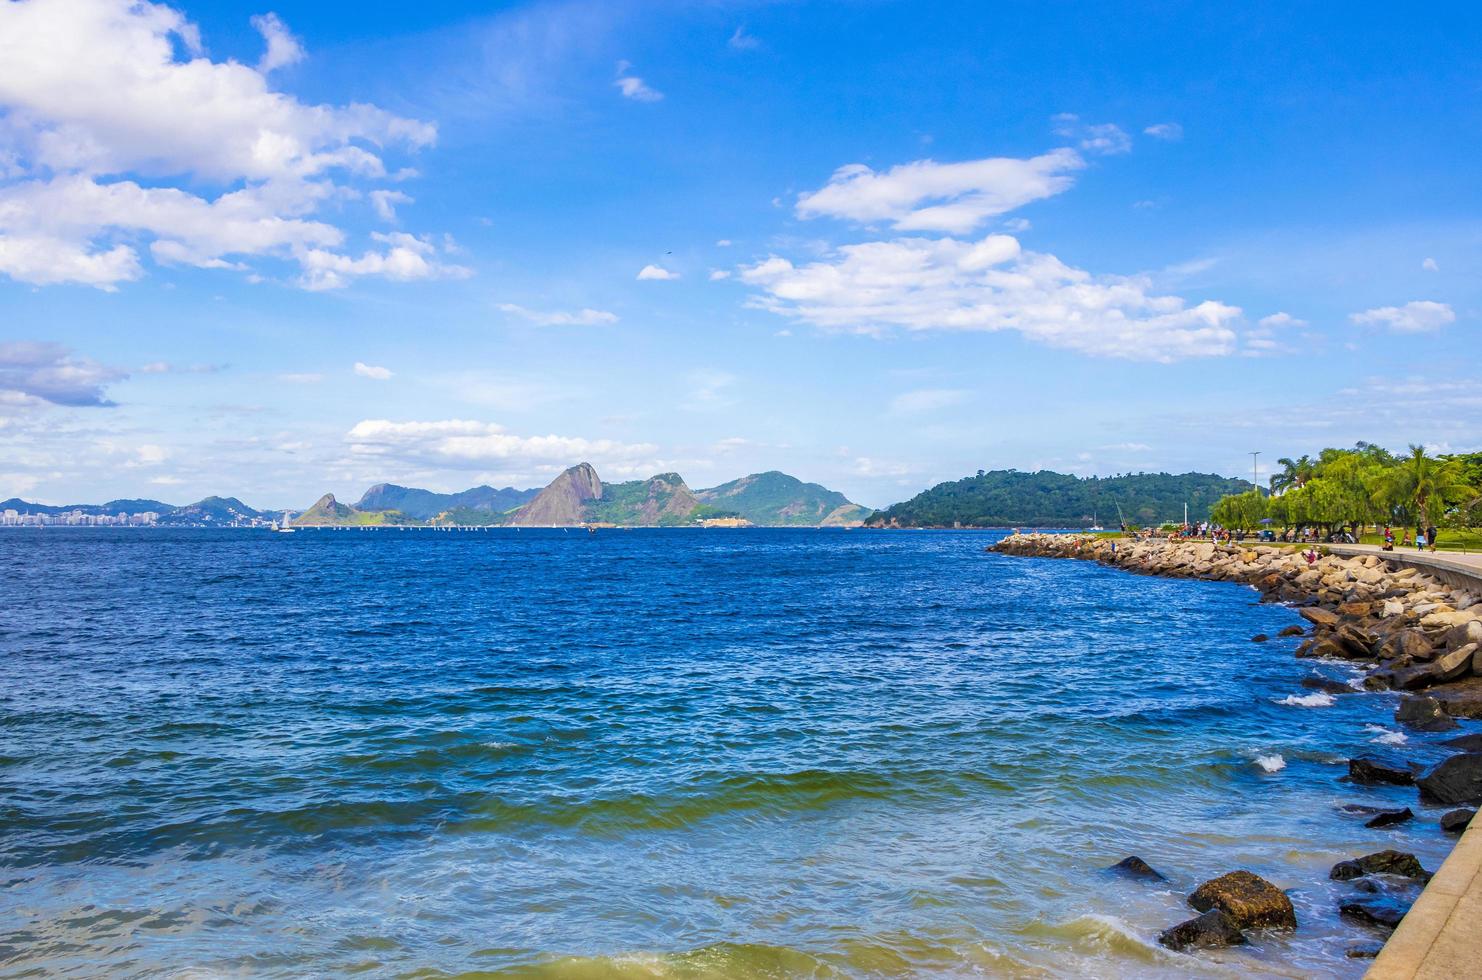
0,528 -> 1468,978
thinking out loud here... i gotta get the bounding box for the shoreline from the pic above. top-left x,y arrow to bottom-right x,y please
992,532 -> 1482,969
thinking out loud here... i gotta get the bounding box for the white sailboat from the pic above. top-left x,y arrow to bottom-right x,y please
275,511 -> 296,533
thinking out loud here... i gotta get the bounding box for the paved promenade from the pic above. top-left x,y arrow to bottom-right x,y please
1325,543 -> 1482,592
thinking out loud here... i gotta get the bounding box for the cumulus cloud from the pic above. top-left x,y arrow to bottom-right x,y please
1143,122 -> 1183,141
708,269 -> 731,281
1051,114 -> 1133,155
0,0 -> 462,289
498,303 -> 618,326
1258,312 -> 1308,329
889,388 -> 970,416
1350,300 -> 1456,333
346,418 -> 659,471
0,340 -> 125,406
795,150 -> 1083,234
353,362 -> 392,380
637,263 -> 678,281
740,233 -> 1241,362
614,62 -> 663,102
369,189 -> 413,223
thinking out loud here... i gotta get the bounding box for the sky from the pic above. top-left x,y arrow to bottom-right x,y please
2,0 -> 1480,510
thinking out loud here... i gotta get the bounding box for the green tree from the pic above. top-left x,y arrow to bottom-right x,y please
1379,445 -> 1473,525
1270,455 -> 1316,494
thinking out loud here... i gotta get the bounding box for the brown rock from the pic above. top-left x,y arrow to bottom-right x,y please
1300,607 -> 1341,628
1338,601 -> 1374,618
1158,909 -> 1247,951
1278,624 -> 1304,637
1188,870 -> 1297,930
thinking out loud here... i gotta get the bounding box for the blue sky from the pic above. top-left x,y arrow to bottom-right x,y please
2,0 -> 1479,509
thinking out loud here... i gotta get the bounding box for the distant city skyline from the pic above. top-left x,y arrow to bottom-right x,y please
2,0 -> 1478,509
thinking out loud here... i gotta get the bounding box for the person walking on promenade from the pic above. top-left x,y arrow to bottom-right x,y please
1416,526 -> 1426,551
1427,524 -> 1439,552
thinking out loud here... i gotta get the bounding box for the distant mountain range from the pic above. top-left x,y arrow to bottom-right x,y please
292,465 -> 875,528
864,469 -> 1252,528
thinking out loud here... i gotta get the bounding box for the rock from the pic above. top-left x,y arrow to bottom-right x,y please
1330,850 -> 1431,881
1348,757 -> 1415,786
1157,909 -> 1247,951
1423,609 -> 1478,629
1107,855 -> 1167,881
1188,870 -> 1297,930
1395,696 -> 1459,731
1378,629 -> 1434,662
1433,643 -> 1479,683
1448,620 -> 1482,651
1364,807 -> 1414,828
1278,624 -> 1304,637
1333,623 -> 1378,658
1339,601 -> 1375,618
1441,808 -> 1475,834
1418,753 -> 1482,805
1347,945 -> 1383,959
1338,803 -> 1385,816
1442,733 -> 1482,752
1340,899 -> 1409,929
1305,637 -> 1353,660
1251,633 -> 1270,643
1301,675 -> 1354,695
1382,600 -> 1406,618
1300,607 -> 1341,628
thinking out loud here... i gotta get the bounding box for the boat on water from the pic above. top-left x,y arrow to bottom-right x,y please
274,511 -> 296,533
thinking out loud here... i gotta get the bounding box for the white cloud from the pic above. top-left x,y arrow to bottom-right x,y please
852,456 -> 913,478
728,26 -> 760,51
684,369 -> 736,410
1258,312 -> 1308,328
0,0 -> 457,289
1143,122 -> 1183,141
369,189 -> 413,223
346,418 -> 659,471
740,233 -> 1242,362
614,62 -> 663,102
250,12 -> 304,75
1423,257 -> 1439,271
708,269 -> 731,281
0,341 -> 124,406
353,362 -> 393,380
1001,218 -> 1031,232
715,238 -> 732,247
1051,114 -> 1132,155
796,150 -> 1083,234
637,263 -> 678,281
889,388 -> 970,416
1101,442 -> 1152,452
298,233 -> 469,290
498,303 -> 618,326
1350,300 -> 1456,333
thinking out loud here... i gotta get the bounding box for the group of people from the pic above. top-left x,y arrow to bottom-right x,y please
1381,524 -> 1440,552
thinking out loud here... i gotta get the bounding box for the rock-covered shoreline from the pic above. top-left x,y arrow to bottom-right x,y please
992,534 -> 1482,706
993,532 -> 1482,958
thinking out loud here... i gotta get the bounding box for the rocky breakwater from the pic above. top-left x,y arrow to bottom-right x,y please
992,534 -> 1482,711
995,532 -> 1482,959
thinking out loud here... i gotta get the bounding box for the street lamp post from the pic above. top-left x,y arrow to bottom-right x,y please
1251,451 -> 1261,495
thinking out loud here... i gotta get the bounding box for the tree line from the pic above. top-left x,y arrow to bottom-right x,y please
1209,443 -> 1482,537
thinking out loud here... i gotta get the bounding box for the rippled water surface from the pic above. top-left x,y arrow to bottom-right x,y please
0,528 -> 1469,977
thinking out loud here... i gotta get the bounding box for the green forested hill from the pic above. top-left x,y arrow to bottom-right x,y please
697,471 -> 872,526
865,469 -> 1252,528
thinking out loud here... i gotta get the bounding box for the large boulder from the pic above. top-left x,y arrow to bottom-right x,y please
1395,696 -> 1459,731
1332,623 -> 1377,658
1188,871 -> 1297,930
1441,808 -> 1476,834
1365,807 -> 1414,829
1340,899 -> 1409,929
1330,850 -> 1431,881
1106,855 -> 1167,881
1302,675 -> 1355,695
1433,643 -> 1479,683
1157,909 -> 1247,951
1443,733 -> 1482,752
1348,757 -> 1415,786
1300,607 -> 1341,628
1418,753 -> 1482,805
1378,629 -> 1434,663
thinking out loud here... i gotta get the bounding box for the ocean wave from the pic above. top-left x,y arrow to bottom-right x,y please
1274,692 -> 1333,708
1365,724 -> 1408,746
1255,754 -> 1286,773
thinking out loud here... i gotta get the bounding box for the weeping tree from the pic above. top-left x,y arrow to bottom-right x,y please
1210,489 -> 1268,531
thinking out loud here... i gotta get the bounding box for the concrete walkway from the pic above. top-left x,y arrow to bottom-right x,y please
1366,819 -> 1482,979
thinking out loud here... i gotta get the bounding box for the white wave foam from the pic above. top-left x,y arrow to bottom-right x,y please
1275,692 -> 1334,707
1365,724 -> 1408,746
1255,754 -> 1286,773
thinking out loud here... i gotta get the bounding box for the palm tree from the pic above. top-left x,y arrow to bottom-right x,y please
1269,455 -> 1316,495
1380,445 -> 1473,524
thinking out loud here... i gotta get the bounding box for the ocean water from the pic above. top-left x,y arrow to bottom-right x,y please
0,528 -> 1467,978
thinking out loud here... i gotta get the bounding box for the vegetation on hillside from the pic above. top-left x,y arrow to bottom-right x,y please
697,471 -> 873,526
1208,442 -> 1482,542
865,469 -> 1250,528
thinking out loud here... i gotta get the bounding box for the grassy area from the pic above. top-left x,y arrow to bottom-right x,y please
1359,529 -> 1482,553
